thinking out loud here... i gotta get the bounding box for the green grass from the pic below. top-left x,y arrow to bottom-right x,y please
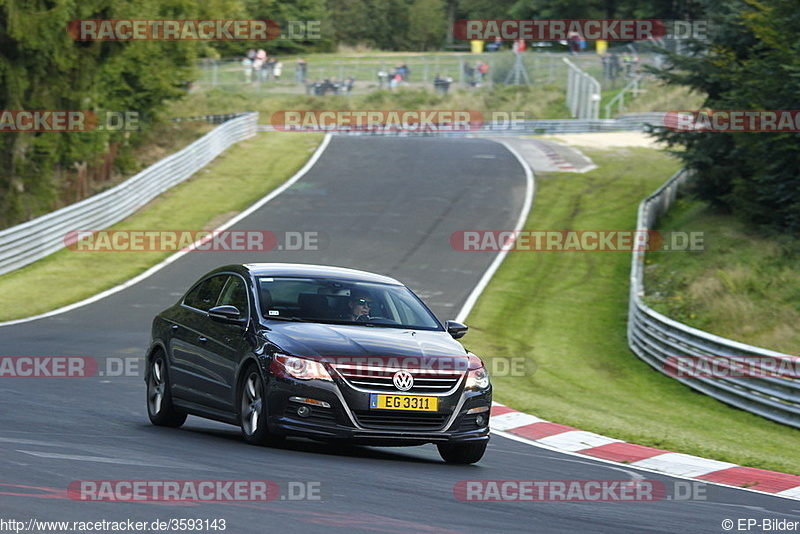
601,80 -> 706,118
460,147 -> 800,475
0,132 -> 323,321
171,83 -> 571,124
644,199 -> 800,354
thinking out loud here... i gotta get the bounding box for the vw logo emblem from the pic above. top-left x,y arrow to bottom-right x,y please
392,370 -> 414,391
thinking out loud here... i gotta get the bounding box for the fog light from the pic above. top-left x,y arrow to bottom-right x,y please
297,405 -> 311,418
289,396 -> 331,408
475,414 -> 487,426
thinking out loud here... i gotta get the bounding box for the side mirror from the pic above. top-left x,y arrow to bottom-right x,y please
208,305 -> 245,325
446,320 -> 468,339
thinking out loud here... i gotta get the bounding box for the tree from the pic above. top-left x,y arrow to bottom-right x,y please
408,0 -> 446,51
0,0 -> 216,227
651,0 -> 800,234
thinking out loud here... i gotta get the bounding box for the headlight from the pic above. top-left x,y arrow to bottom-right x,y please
466,366 -> 490,389
272,354 -> 332,381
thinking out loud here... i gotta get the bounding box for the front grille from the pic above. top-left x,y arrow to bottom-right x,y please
353,411 -> 450,430
333,364 -> 463,394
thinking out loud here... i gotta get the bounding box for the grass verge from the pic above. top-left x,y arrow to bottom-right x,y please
0,132 -> 323,321
644,199 -> 800,354
461,146 -> 800,475
170,84 -> 572,124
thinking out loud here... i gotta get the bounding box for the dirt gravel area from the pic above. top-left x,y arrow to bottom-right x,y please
545,131 -> 666,149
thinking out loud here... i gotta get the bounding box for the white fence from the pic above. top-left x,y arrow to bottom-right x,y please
629,169 -> 800,428
0,112 -> 258,276
564,58 -> 601,120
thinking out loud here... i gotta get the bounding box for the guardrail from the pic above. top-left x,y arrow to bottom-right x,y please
605,76 -> 644,118
629,169 -> 800,428
0,112 -> 258,276
564,58 -> 601,120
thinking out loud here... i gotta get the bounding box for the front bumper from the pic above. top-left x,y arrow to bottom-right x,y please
265,377 -> 492,446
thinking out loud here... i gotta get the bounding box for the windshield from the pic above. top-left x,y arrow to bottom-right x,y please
257,276 -> 442,330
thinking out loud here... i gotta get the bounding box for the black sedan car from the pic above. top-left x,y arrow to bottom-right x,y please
145,263 -> 492,463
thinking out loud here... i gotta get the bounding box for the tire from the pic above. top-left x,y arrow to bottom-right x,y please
146,352 -> 187,427
437,440 -> 488,464
239,365 -> 279,445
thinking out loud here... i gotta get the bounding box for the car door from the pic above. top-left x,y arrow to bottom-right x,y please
168,274 -> 229,406
196,274 -> 252,411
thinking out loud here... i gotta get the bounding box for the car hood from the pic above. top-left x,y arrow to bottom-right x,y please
262,322 -> 473,369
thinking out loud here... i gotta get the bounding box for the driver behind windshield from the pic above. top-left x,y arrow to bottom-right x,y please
343,290 -> 373,322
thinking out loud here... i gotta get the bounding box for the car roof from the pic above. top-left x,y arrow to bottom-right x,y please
238,263 -> 404,286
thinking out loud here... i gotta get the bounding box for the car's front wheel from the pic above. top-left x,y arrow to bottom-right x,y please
146,352 -> 187,427
437,440 -> 488,464
239,365 -> 280,445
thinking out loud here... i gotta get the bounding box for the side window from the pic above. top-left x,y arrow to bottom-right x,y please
217,276 -> 249,316
183,275 -> 228,312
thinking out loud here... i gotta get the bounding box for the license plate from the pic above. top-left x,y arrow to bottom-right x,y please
370,394 -> 438,412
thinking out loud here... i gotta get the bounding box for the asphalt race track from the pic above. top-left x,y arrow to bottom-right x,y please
0,136 -> 797,532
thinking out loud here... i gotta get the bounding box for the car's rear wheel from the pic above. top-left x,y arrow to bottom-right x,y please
239,365 -> 280,445
147,352 -> 187,427
437,440 -> 488,464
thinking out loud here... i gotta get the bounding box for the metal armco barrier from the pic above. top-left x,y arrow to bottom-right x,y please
629,169 -> 800,428
0,113 -> 258,276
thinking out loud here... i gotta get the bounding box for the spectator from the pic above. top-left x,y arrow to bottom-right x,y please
610,53 -> 622,80
433,74 -> 452,95
477,61 -> 489,83
252,57 -> 264,82
273,60 -> 283,81
397,63 -> 410,81
568,31 -> 581,54
265,57 -> 276,81
486,37 -> 502,52
389,68 -> 400,90
377,70 -> 389,90
295,58 -> 307,84
464,62 -> 476,87
256,49 -> 268,82
344,76 -> 355,96
242,56 -> 253,83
